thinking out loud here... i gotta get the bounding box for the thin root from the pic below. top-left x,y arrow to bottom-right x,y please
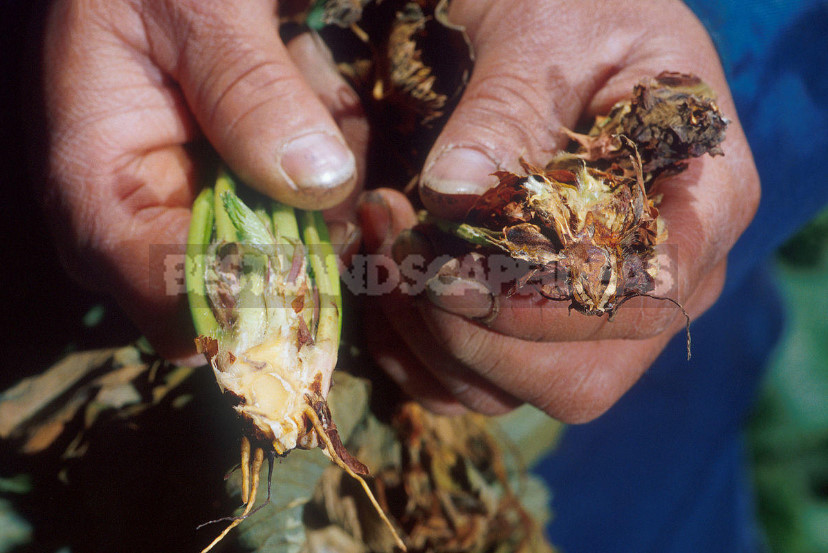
303,405 -> 408,551
240,436 -> 251,503
200,443 -> 265,553
616,293 -> 692,360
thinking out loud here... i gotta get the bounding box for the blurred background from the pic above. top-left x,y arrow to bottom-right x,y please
749,208 -> 828,553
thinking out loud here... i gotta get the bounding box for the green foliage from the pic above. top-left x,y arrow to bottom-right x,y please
750,230 -> 828,553
777,207 -> 828,268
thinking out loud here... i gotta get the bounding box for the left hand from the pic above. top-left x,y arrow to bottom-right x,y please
357,0 -> 761,421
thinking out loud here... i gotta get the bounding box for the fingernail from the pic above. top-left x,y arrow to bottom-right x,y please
279,132 -> 355,191
422,147 -> 499,195
425,275 -> 498,323
327,220 -> 360,247
392,229 -> 433,265
327,221 -> 362,260
358,191 -> 391,253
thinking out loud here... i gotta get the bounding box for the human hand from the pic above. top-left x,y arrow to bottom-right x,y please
37,0 -> 368,361
359,0 -> 760,421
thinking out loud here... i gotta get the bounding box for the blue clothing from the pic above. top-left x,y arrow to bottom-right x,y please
536,2 -> 828,551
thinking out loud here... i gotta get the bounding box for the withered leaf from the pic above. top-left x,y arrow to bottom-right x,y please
0,344 -> 194,456
567,71 -> 729,175
378,4 -> 449,130
280,373 -> 557,553
430,73 -> 723,340
458,154 -> 664,315
381,402 -> 556,553
300,0 -> 474,188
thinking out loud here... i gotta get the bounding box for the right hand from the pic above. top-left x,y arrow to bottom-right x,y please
36,0 -> 368,362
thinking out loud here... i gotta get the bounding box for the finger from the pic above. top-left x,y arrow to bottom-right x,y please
284,30 -> 369,223
41,0 -> 204,361
146,0 -> 357,210
416,247 -> 727,343
379,288 -> 523,416
364,305 -> 467,416
382,239 -> 678,423
422,254 -> 726,344
418,305 -> 674,424
365,189 -> 718,421
411,258 -> 729,423
358,189 -> 521,415
418,1 -> 624,219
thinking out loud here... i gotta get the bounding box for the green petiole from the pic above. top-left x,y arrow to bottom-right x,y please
272,201 -> 300,265
186,187 -> 219,337
186,165 -> 342,345
298,209 -> 343,341
213,169 -> 238,243
419,211 -> 503,247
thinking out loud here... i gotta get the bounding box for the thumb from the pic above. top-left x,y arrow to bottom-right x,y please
150,0 -> 356,209
419,2 -> 603,219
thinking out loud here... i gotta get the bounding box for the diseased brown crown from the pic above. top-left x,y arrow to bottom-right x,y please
462,155 -> 663,316
435,72 -> 727,331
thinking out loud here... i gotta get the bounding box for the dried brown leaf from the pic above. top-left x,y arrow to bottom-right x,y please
568,71 -> 729,175
0,348 -> 116,439
434,73 -> 724,331
0,344 -> 195,457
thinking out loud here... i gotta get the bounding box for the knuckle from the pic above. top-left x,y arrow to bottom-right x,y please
192,36 -> 281,101
439,324 -> 497,378
205,58 -> 293,133
455,72 -> 546,154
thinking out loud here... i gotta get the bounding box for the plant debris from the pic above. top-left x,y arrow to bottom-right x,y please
458,152 -> 666,318
384,402 -> 555,553
424,73 -> 728,358
0,342 -> 193,458
564,72 -> 729,176
0,345 -> 558,553
297,376 -> 558,553
187,168 -> 406,551
285,0 -> 473,188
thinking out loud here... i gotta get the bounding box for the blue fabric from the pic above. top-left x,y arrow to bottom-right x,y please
535,2 -> 828,551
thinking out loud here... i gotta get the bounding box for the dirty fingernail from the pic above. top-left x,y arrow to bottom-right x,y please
279,132 -> 356,191
392,229 -> 433,265
327,221 -> 362,259
358,191 -> 391,253
425,275 -> 498,323
422,147 -> 499,196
